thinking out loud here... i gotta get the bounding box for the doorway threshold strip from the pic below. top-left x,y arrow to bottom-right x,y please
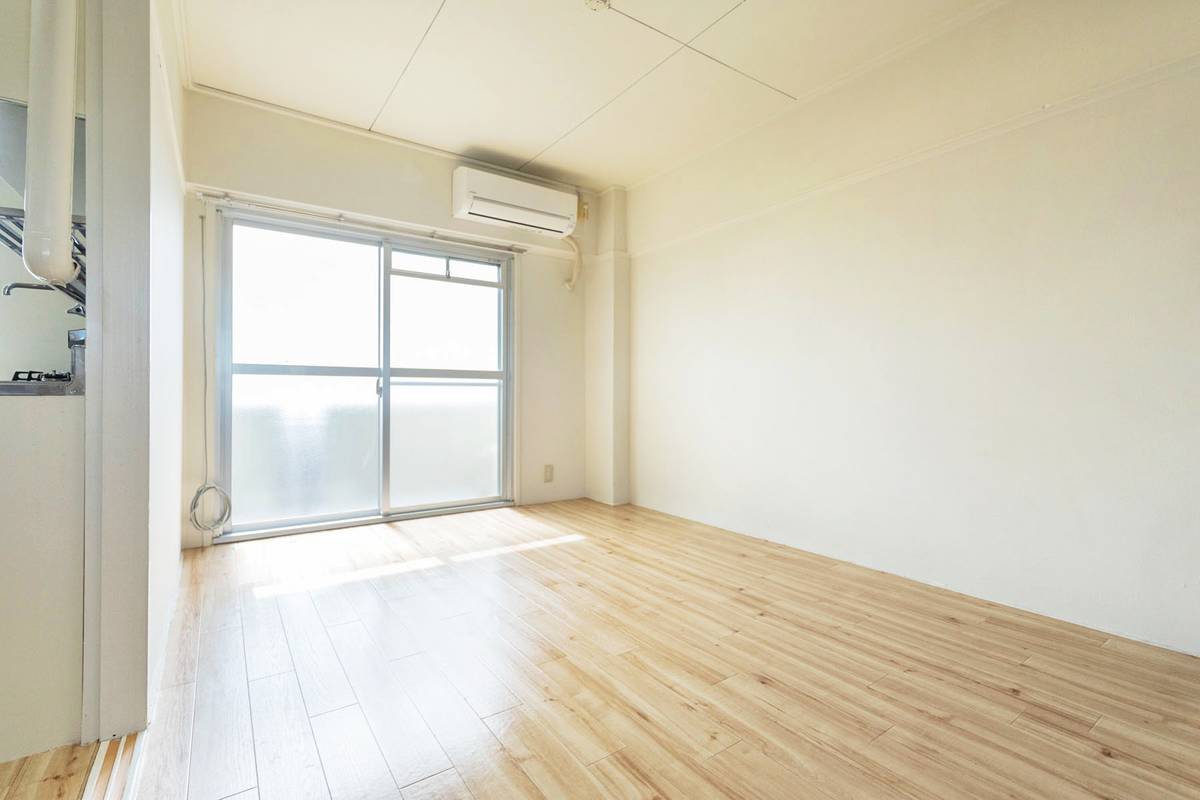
80,731 -> 140,800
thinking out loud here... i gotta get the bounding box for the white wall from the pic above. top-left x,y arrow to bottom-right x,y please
145,0 -> 185,709
517,252 -> 586,505
0,0 -> 86,761
181,90 -> 587,546
584,188 -> 630,505
0,244 -> 76,376
80,0 -> 186,743
86,0 -> 153,744
628,2 -> 1200,655
0,397 -> 84,761
185,88 -> 583,254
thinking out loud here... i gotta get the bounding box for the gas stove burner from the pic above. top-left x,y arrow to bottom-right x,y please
10,370 -> 71,382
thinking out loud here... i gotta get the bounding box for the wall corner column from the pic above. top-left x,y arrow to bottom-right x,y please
82,0 -> 154,743
584,187 -> 630,505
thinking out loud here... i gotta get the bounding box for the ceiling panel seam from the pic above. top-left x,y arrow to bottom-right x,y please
612,0 -> 744,45
516,0 -> 734,173
622,0 -> 1011,191
516,47 -> 685,172
608,5 -> 690,45
519,0 -> 794,173
686,0 -> 745,41
766,0 -> 1008,107
610,5 -> 793,100
681,45 -> 796,100
368,0 -> 449,131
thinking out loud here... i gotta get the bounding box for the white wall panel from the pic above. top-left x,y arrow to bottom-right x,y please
629,56 -> 1200,655
0,398 -> 84,761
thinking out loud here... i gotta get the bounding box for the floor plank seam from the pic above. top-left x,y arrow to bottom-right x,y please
180,670 -> 200,800
271,596 -> 338,800
866,724 -> 896,746
245,668 -> 295,685
324,607 -> 460,797
395,765 -> 457,792
237,623 -> 260,800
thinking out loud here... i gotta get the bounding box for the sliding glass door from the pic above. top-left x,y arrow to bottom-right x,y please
384,251 -> 506,512
226,223 -> 380,530
220,213 -> 512,536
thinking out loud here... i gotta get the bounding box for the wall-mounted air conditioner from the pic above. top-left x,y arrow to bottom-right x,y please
452,166 -> 577,238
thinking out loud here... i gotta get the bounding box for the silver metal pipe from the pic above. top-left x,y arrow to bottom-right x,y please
3,281 -> 56,295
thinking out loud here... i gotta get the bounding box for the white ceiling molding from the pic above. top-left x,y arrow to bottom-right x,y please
170,0 -> 194,90
179,0 -> 1013,189
185,0 -> 445,128
187,84 -> 588,193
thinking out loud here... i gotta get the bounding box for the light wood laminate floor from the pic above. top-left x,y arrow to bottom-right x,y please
137,500 -> 1200,799
0,743 -> 96,800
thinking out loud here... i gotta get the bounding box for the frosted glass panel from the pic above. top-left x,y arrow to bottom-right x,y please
232,224 -> 378,367
232,375 -> 378,527
390,277 -> 499,371
389,380 -> 500,509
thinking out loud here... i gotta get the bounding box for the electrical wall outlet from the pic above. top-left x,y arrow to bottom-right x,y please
543,464 -> 554,483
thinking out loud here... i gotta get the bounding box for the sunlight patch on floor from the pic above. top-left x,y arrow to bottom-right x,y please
449,533 -> 585,563
252,534 -> 586,597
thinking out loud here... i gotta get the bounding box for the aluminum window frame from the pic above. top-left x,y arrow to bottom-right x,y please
382,241 -> 512,516
216,208 -> 514,541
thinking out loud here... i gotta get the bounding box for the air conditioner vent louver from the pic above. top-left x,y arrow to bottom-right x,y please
452,167 -> 577,239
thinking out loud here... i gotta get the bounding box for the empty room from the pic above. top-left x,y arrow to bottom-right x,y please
1,0 -> 1198,798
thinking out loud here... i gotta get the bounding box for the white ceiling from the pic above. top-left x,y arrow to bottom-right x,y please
369,0 -> 675,170
182,0 -> 993,191
0,0 -> 87,114
611,0 -> 742,41
690,0 -> 993,100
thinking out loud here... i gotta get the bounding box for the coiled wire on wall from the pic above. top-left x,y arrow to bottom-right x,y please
188,211 -> 232,534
